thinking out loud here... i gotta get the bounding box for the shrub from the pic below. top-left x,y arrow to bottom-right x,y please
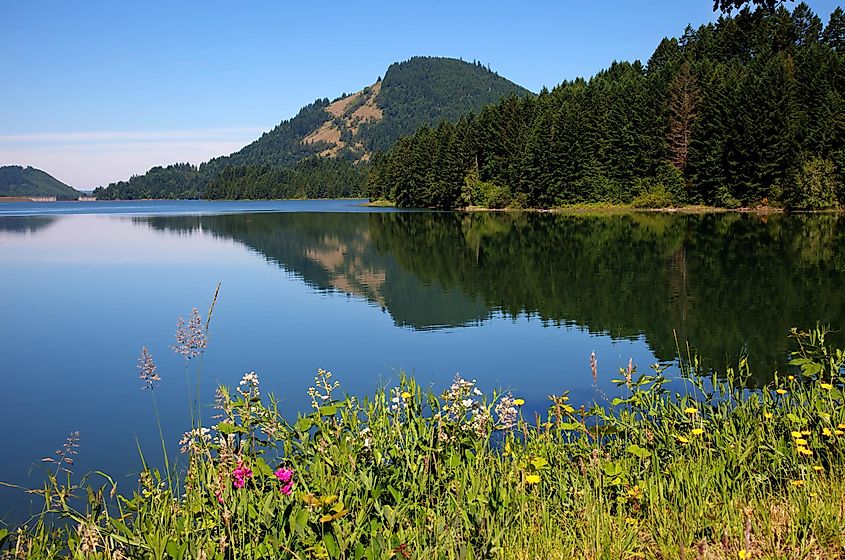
782,157 -> 841,210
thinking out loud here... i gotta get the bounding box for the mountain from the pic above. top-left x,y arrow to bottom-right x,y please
0,166 -> 81,200
94,57 -> 532,200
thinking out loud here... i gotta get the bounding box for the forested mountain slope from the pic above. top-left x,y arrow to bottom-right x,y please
0,166 -> 80,200
93,57 -> 531,200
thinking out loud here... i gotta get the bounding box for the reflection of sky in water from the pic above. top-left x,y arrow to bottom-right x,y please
0,206 -> 661,519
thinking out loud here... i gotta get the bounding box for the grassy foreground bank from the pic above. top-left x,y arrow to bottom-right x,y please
2,326 -> 844,559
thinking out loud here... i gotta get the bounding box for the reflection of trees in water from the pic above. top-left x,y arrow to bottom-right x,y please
0,216 -> 58,236
138,211 -> 845,381
138,213 -> 492,330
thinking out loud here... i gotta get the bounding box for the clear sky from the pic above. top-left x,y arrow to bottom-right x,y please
1,0 -> 841,189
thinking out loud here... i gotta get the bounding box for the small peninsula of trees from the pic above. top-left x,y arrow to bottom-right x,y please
368,4 -> 845,210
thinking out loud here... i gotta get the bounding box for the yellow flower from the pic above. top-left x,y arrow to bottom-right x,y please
776,389 -> 787,395
514,398 -> 525,406
691,428 -> 704,436
810,492 -> 818,498
790,480 -> 804,487
836,430 -> 844,436
791,431 -> 803,439
795,438 -> 808,446
625,516 -> 637,525
627,485 -> 643,500
837,423 -> 845,430
401,391 -> 412,400
763,412 -> 773,420
787,375 -> 795,381
820,383 -> 833,390
812,465 -> 824,472
801,430 -> 810,436
683,407 -> 698,415
525,474 -> 541,485
738,550 -> 748,560
676,435 -> 690,444
798,447 -> 813,457
823,427 -> 833,437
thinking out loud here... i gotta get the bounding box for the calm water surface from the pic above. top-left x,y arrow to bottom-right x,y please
1,199 -> 843,518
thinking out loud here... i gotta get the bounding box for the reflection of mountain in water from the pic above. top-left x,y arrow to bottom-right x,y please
139,211 -> 845,379
138,213 -> 492,330
0,216 -> 58,236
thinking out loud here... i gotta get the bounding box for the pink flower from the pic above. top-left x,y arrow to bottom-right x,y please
232,461 -> 252,489
274,467 -> 294,495
215,490 -> 224,503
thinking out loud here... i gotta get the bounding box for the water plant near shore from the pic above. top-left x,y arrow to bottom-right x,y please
2,325 -> 844,559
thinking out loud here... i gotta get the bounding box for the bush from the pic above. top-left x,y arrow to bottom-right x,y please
782,157 -> 841,210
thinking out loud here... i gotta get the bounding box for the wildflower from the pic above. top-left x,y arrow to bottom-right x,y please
514,398 -> 525,406
179,427 -> 211,454
795,438 -> 808,446
232,461 -> 252,489
691,428 -> 704,436
627,485 -> 643,500
495,395 -> 519,430
683,407 -> 698,415
525,474 -> 541,484
590,351 -> 597,379
838,423 -> 845,430
787,375 -> 795,381
389,387 -> 408,413
791,431 -> 802,439
214,490 -> 224,504
738,549 -> 748,559
823,427 -> 833,437
172,308 -> 207,359
42,431 -> 80,476
675,435 -> 690,444
137,347 -> 160,390
776,389 -> 787,395
797,447 -> 813,456
401,391 -> 412,400
625,516 -> 637,525
763,412 -> 773,420
274,467 -> 294,496
836,430 -> 844,436
812,465 -> 824,472
461,398 -> 475,408
801,430 -> 810,436
820,383 -> 833,390
790,480 -> 804,487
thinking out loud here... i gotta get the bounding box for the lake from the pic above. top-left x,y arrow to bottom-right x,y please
1,199 -> 843,519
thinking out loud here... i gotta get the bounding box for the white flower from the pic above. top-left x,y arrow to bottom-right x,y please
461,398 -> 474,408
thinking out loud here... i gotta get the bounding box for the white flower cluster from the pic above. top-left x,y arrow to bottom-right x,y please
307,368 -> 340,409
389,386 -> 406,413
179,427 -> 211,454
238,371 -> 260,398
495,394 -> 518,430
440,374 -> 489,437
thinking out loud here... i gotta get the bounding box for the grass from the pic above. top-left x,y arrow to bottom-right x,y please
2,322 -> 844,559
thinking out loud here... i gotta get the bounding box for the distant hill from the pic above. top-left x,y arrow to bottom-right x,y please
94,57 -> 532,200
0,166 -> 80,200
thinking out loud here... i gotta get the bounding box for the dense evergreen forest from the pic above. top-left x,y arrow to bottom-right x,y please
368,4 -> 845,210
93,57 -> 529,201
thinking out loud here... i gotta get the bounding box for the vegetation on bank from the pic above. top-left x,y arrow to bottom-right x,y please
1,296 -> 844,558
367,3 -> 845,211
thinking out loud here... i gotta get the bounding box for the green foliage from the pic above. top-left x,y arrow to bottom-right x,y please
371,4 -> 845,210
4,327 -> 845,558
782,156 -> 842,209
0,165 -> 80,200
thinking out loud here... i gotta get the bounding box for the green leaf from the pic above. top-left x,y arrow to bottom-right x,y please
626,444 -> 652,459
294,417 -> 313,432
320,405 -> 338,417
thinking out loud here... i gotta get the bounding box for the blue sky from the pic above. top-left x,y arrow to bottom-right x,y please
1,0 -> 841,188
